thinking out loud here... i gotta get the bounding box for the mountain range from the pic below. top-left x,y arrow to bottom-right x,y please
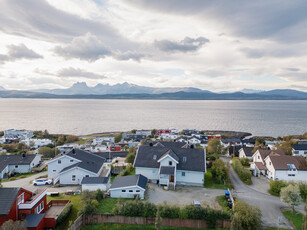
0,82 -> 307,100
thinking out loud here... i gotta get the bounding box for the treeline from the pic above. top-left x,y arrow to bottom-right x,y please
112,199 -> 231,228
269,180 -> 307,201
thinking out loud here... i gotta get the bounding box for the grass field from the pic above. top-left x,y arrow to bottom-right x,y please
82,223 -> 224,230
47,194 -> 82,230
282,210 -> 304,230
98,198 -> 118,214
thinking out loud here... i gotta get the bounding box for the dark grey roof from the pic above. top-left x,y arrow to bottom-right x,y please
293,144 -> 307,150
65,149 -> 106,174
159,149 -> 179,162
25,214 -> 45,227
0,154 -> 37,172
160,166 -> 175,175
0,188 -> 20,215
222,138 -> 242,143
229,146 -> 242,157
148,141 -> 187,149
93,151 -> 128,160
81,177 -> 109,184
134,144 -> 206,172
241,147 -> 254,157
60,163 -> 80,173
110,174 -> 148,190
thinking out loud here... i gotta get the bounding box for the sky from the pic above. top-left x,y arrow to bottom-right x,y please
0,0 -> 307,92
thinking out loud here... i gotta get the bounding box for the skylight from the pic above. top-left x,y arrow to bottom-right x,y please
287,164 -> 296,171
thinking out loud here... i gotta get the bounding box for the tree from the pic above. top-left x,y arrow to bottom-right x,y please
0,219 -> 27,230
38,146 -> 59,158
211,159 -> 227,184
155,208 -> 162,230
275,140 -> 297,155
253,137 -> 266,153
207,138 -> 222,154
56,136 -> 65,146
114,133 -> 122,143
151,129 -> 157,137
231,200 -> 262,230
131,129 -> 137,134
280,184 -> 302,213
66,135 -> 79,143
126,146 -> 136,164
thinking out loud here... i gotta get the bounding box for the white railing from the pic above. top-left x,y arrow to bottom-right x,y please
19,190 -> 47,210
159,178 -> 169,186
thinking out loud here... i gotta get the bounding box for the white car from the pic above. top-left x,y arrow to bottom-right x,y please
32,178 -> 52,186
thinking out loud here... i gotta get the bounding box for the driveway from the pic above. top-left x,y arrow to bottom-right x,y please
2,171 -> 80,193
147,184 -> 224,210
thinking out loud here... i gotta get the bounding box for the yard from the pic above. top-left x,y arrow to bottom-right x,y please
204,169 -> 230,190
216,195 -> 232,212
282,210 -> 304,230
82,223 -> 223,230
2,170 -> 47,183
47,194 -> 82,230
98,198 -> 118,214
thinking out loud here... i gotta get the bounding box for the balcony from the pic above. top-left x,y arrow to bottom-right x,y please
19,189 -> 47,210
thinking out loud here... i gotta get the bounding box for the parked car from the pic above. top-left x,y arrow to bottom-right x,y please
32,178 -> 52,186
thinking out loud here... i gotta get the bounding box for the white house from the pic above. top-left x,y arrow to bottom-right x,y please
91,145 -> 107,152
0,154 -> 41,179
264,154 -> 307,181
109,174 -> 148,199
81,177 -> 110,192
292,144 -> 307,157
160,134 -> 178,140
21,138 -> 53,149
4,129 -> 34,140
238,147 -> 254,160
92,137 -> 115,146
133,142 -> 206,189
188,137 -> 201,145
221,138 -> 242,147
135,130 -> 152,136
47,149 -> 108,185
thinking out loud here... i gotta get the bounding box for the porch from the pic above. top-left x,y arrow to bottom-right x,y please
159,166 -> 176,190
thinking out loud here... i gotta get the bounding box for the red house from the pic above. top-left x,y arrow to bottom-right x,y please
0,187 -> 70,230
156,129 -> 171,136
110,145 -> 121,151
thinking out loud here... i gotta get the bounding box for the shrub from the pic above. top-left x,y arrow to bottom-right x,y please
8,177 -> 16,181
269,180 -> 288,196
57,203 -> 72,224
239,158 -> 250,167
211,159 -> 227,184
19,175 -> 27,179
298,182 -> 307,201
159,204 -> 180,219
143,202 -> 157,217
232,158 -> 252,185
96,189 -> 104,202
118,165 -> 134,177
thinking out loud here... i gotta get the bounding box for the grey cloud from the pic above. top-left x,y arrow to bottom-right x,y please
125,0 -> 307,43
0,44 -> 42,64
241,46 -> 306,59
278,71 -> 307,82
155,36 -> 209,53
286,68 -> 300,72
57,67 -> 106,79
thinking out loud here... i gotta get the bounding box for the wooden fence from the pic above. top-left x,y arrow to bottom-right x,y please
70,214 -> 231,230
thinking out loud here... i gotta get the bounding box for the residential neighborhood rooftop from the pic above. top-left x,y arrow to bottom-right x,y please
81,177 -> 109,184
110,174 -> 148,190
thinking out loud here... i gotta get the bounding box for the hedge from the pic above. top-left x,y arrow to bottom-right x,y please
232,158 -> 252,185
112,199 -> 231,228
57,203 -> 72,224
269,181 -> 307,201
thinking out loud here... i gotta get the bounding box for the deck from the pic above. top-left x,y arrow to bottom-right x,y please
45,200 -> 71,219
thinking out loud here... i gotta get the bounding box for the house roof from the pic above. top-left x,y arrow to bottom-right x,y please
94,151 -> 128,160
81,177 -> 109,184
257,150 -> 285,160
254,162 -> 267,170
293,144 -> 307,151
0,188 -> 20,215
0,154 -> 37,172
60,163 -> 81,173
134,143 -> 206,172
222,138 -> 242,143
110,174 -> 148,190
148,141 -> 187,149
241,147 -> 254,157
25,214 -> 45,227
160,166 -> 175,175
64,149 -> 106,174
229,146 -> 242,155
269,155 -> 307,170
158,149 -> 179,162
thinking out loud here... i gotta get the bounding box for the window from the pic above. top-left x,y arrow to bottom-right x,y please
294,151 -> 299,155
129,190 -> 133,193
15,165 -> 18,168
136,190 -> 140,193
258,155 -> 260,160
70,160 -> 74,162
122,190 -> 126,192
17,193 -> 24,204
183,157 -> 187,162
169,161 -> 172,166
153,155 -> 157,160
53,170 -> 56,172
58,160 -> 61,164
305,151 -> 307,155
35,201 -> 44,214
182,172 -> 185,177
21,213 -> 26,220
152,170 -> 156,174
288,174 -> 295,177
85,175 -> 89,177
72,175 -> 76,181
269,161 -> 271,165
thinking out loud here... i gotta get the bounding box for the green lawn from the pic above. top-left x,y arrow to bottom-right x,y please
282,210 -> 304,230
216,195 -> 232,212
204,169 -> 229,190
2,170 -> 47,183
82,223 -> 223,230
47,194 -> 82,230
98,198 -> 119,214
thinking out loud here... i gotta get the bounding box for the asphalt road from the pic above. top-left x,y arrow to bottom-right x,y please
229,166 -> 294,229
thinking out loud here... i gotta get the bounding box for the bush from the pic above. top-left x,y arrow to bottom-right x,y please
96,189 -> 104,202
239,158 -> 250,167
298,182 -> 307,202
118,165 -> 134,177
211,159 -> 227,184
143,202 -> 157,217
19,175 -> 27,179
269,180 -> 288,196
232,158 -> 252,185
57,203 -> 72,224
8,177 -> 16,181
159,204 -> 180,219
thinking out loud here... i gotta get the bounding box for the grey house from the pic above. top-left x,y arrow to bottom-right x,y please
109,174 -> 148,199
0,154 -> 41,179
47,149 -> 107,185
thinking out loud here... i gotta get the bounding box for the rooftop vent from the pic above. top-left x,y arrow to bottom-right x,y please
153,155 -> 157,160
149,143 -> 153,147
190,145 -> 194,149
72,149 -> 76,154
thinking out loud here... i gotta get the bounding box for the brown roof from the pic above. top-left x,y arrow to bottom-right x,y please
254,162 -> 268,170
269,155 -> 307,170
258,150 -> 285,160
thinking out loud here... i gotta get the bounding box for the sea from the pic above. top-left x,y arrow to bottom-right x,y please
0,99 -> 306,137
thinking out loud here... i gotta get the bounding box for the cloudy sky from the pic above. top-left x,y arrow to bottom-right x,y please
0,0 -> 307,92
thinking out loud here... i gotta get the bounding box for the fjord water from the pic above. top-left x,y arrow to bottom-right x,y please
0,99 -> 306,137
